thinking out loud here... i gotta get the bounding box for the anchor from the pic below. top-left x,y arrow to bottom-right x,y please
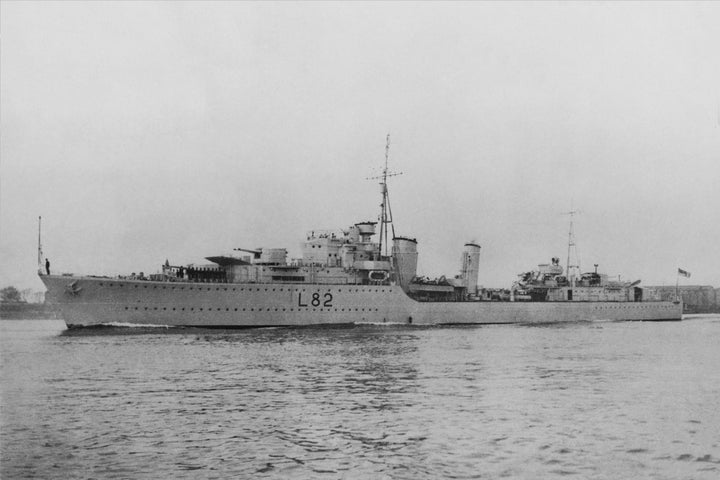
65,280 -> 82,296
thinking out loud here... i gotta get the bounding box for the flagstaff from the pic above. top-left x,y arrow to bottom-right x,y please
676,268 -> 691,302
37,216 -> 43,274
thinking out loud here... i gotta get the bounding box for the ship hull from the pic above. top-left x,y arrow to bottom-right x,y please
40,275 -> 683,328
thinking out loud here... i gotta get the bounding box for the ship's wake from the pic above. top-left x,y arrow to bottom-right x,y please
61,322 -> 182,336
355,321 -> 414,326
100,321 -> 174,329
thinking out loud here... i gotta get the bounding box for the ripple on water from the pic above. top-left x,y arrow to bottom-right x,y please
2,318 -> 720,479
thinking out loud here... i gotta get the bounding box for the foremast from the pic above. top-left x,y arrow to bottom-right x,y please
368,134 -> 402,259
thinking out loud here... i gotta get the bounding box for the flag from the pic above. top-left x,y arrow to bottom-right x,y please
678,268 -> 691,278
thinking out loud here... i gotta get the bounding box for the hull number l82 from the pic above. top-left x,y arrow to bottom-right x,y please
298,292 -> 333,307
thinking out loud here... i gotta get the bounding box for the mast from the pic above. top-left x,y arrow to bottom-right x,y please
563,208 -> 580,285
368,134 -> 402,258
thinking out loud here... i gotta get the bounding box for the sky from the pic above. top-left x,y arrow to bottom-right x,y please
1,2 -> 719,292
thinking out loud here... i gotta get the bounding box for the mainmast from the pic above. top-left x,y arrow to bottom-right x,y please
563,208 -> 581,285
367,134 -> 402,257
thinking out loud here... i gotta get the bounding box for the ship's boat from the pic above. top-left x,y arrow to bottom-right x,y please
38,139 -> 682,328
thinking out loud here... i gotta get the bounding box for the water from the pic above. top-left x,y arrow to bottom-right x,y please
2,316 -> 719,479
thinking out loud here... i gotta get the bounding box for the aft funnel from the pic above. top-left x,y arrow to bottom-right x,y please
460,243 -> 481,294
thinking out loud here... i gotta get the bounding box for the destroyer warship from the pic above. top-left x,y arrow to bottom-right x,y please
40,139 -> 682,328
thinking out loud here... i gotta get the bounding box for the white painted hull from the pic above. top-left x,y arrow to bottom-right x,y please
41,275 -> 683,328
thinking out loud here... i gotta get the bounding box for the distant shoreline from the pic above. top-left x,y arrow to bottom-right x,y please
0,303 -> 57,320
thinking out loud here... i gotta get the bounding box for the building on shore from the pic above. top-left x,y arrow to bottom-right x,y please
645,285 -> 720,313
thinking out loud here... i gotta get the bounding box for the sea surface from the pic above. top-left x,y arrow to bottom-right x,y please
2,316 -> 719,479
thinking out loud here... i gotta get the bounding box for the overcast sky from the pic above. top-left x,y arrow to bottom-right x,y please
2,2 -> 719,291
